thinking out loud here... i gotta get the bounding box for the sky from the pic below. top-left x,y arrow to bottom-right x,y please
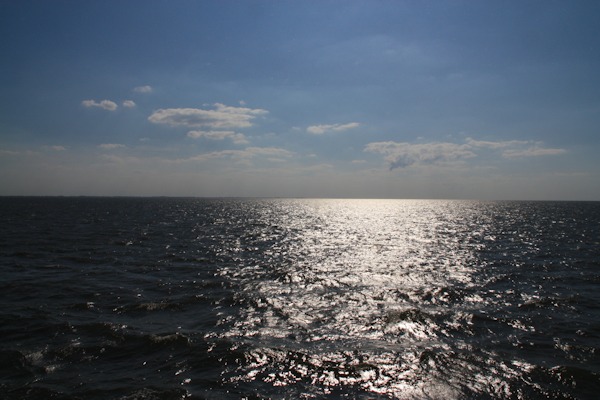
1,0 -> 599,200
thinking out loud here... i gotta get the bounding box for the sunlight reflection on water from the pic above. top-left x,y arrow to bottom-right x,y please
217,199 -> 514,398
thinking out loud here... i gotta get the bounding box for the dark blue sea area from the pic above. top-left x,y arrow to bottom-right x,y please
1,197 -> 599,399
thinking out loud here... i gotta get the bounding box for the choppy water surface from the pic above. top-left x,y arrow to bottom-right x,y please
1,198 -> 599,399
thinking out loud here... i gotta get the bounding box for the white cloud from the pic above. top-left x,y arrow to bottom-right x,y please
502,147 -> 567,158
186,130 -> 249,144
82,99 -> 118,111
133,85 -> 153,93
366,138 -> 567,169
148,103 -> 268,129
365,141 -> 475,169
465,137 -> 566,158
307,122 -> 360,135
465,138 -> 530,149
122,100 -> 136,108
98,143 -> 126,149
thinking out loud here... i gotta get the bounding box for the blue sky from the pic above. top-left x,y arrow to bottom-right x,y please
1,0 -> 599,199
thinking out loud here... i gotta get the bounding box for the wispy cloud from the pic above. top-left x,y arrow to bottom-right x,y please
365,141 -> 475,169
366,138 -> 567,169
466,137 -> 567,158
502,147 -> 566,158
122,100 -> 136,108
133,85 -> 153,93
186,130 -> 249,144
98,143 -> 126,150
81,99 -> 118,111
148,103 -> 268,129
465,138 -> 530,149
307,122 -> 360,135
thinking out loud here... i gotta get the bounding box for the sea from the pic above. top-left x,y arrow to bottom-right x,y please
1,197 -> 599,400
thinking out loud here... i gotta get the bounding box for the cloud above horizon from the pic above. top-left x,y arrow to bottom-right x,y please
366,138 -> 566,170
81,99 -> 118,111
502,147 -> 567,158
98,143 -> 126,150
133,85 -> 153,93
148,103 -> 268,129
45,145 -> 67,151
465,138 -> 530,149
186,130 -> 249,144
307,122 -> 360,135
366,141 -> 476,169
466,137 -> 567,159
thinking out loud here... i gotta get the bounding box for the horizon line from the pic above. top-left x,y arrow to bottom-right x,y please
0,195 -> 598,202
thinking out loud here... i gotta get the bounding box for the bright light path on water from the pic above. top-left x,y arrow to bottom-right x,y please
213,199 -> 523,398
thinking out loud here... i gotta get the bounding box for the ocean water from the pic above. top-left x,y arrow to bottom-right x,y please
1,197 -> 599,400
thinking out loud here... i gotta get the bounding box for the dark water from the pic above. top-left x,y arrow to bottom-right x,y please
1,198 -> 599,399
